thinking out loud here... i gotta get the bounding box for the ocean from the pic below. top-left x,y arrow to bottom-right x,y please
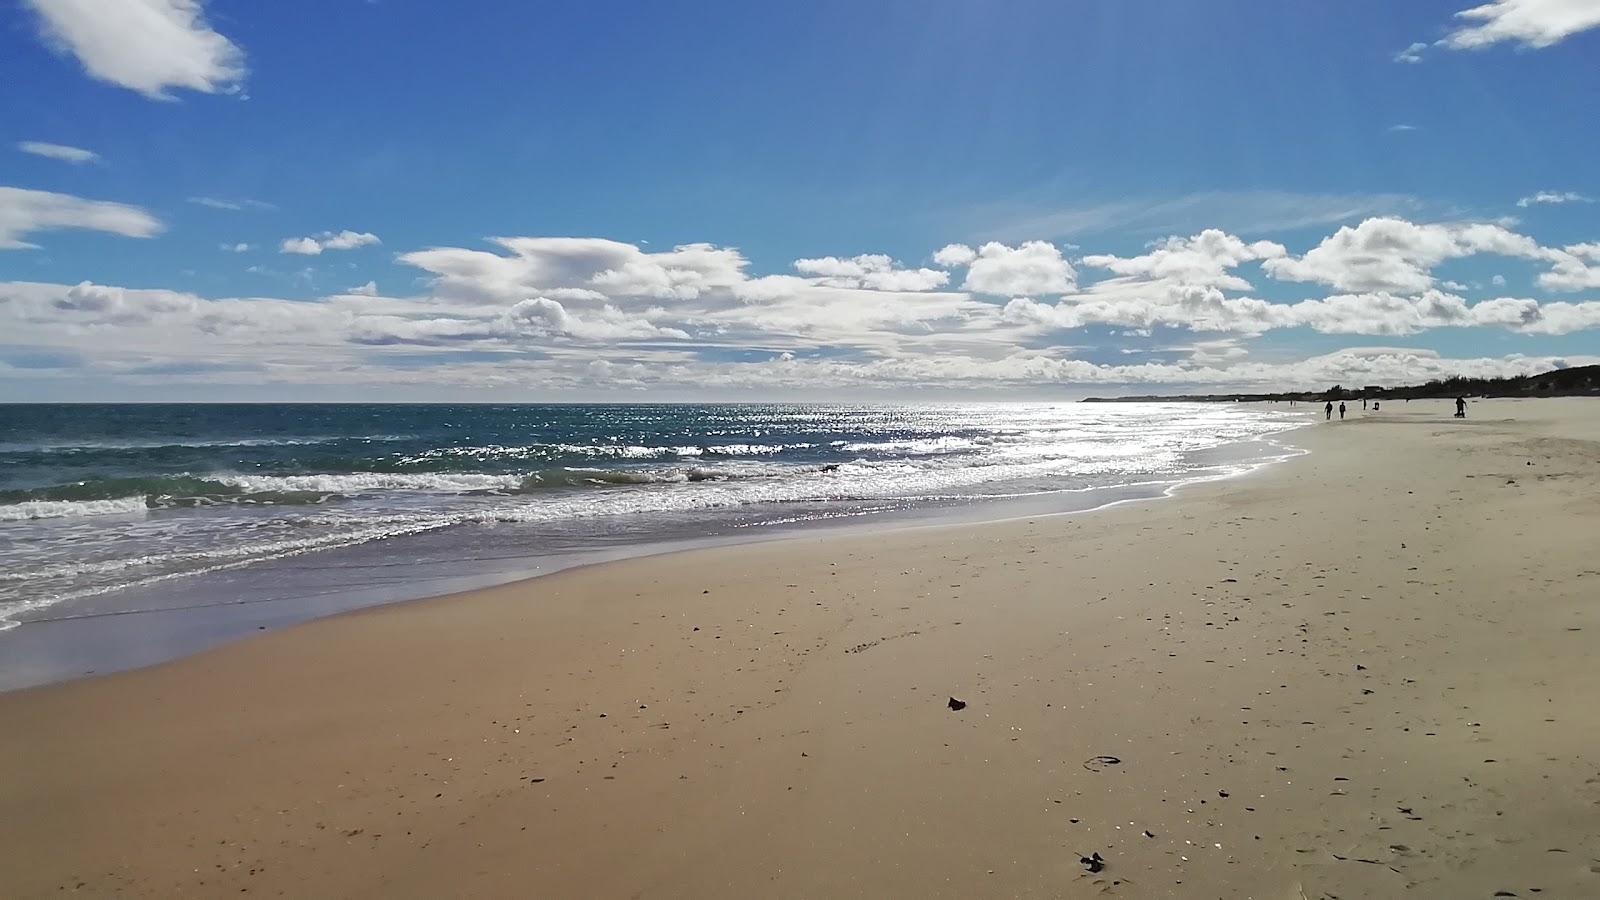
0,402 -> 1307,688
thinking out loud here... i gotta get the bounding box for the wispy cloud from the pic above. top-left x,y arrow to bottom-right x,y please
1517,190 -> 1593,208
17,141 -> 100,164
974,190 -> 1420,242
187,196 -> 275,212
1442,0 -> 1600,50
1388,124 -> 1419,133
1394,41 -> 1428,63
24,0 -> 246,100
0,186 -> 164,249
1402,0 -> 1600,60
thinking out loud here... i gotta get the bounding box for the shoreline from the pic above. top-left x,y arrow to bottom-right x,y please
4,400 -> 1597,897
0,419 -> 1309,692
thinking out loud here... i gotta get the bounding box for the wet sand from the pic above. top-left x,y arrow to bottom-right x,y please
3,398 -> 1598,898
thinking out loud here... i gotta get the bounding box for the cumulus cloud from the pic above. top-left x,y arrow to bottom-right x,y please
1081,230 -> 1286,291
1538,242 -> 1600,291
1003,286 -> 1288,336
51,280 -> 198,321
999,225 -> 1579,338
1441,0 -> 1600,49
24,0 -> 245,99
1517,190 -> 1593,207
280,230 -> 381,255
1262,217 -> 1543,293
502,298 -> 689,342
17,141 -> 99,164
402,237 -> 750,304
1005,280 -> 1600,338
1518,300 -> 1600,334
0,186 -> 164,250
959,241 -> 1076,296
5,219 -> 1600,398
220,242 -> 250,253
933,244 -> 978,267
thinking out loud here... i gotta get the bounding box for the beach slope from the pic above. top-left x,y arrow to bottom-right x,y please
3,399 -> 1599,897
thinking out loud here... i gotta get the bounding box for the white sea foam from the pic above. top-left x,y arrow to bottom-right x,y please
0,435 -> 400,454
0,496 -> 148,522
0,513 -> 460,629
839,436 -> 986,454
0,404 -> 1313,634
214,472 -> 525,494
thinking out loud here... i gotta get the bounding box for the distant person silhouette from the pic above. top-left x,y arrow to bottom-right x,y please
1455,397 -> 1467,418
1325,401 -> 1333,420
1338,402 -> 1346,420
1373,401 -> 1380,412
1363,398 -> 1368,410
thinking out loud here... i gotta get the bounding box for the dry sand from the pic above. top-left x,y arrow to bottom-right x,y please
3,398 -> 1599,898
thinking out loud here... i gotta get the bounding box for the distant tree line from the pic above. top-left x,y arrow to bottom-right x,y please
1082,364 -> 1600,403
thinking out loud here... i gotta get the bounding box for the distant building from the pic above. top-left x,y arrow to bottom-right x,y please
1363,385 -> 1385,394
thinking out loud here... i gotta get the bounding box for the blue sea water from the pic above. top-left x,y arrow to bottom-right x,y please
0,402 -> 1307,687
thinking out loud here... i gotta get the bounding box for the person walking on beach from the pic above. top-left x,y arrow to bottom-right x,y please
1325,401 -> 1333,420
1363,398 -> 1368,410
1338,401 -> 1346,420
1455,396 -> 1467,418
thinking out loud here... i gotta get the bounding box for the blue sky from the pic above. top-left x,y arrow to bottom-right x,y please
2,0 -> 1598,400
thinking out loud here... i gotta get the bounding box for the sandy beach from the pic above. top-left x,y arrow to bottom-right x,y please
3,398 -> 1598,898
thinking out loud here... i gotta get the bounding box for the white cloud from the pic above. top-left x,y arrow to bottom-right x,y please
1538,242 -> 1600,291
1441,0 -> 1600,49
502,298 -> 689,342
981,190 -> 1419,241
0,186 -> 164,250
792,254 -> 949,291
1081,230 -> 1286,291
220,242 -> 250,253
1184,339 -> 1249,366
402,237 -> 750,304
1003,286 -> 1288,336
1388,124 -> 1419,133
3,269 -> 1597,399
5,218 -> 1600,398
1004,278 -> 1600,338
960,241 -> 1076,296
187,196 -> 273,211
1262,217 -> 1544,293
17,141 -> 99,164
1395,41 -> 1429,63
1517,300 -> 1600,334
933,244 -> 978,267
995,224 -> 1596,338
24,0 -> 245,100
1517,190 -> 1593,207
321,231 -> 381,251
280,230 -> 381,255
43,280 -> 198,323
